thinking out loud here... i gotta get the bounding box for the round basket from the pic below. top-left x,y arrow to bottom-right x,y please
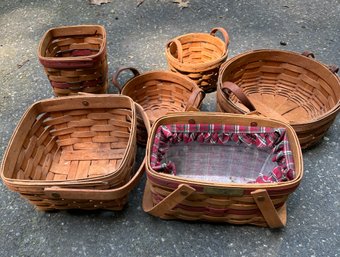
216,49 -> 340,149
165,27 -> 229,93
112,67 -> 205,144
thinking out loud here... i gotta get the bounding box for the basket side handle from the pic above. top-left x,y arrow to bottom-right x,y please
301,51 -> 339,74
221,82 -> 256,111
185,88 -> 205,111
210,27 -> 230,47
44,103 -> 150,201
112,66 -> 140,93
142,181 -> 196,217
167,39 -> 183,63
251,189 -> 287,228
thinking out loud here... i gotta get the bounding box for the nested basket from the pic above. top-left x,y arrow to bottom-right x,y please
0,94 -> 150,211
143,112 -> 303,228
216,49 -> 340,149
165,27 -> 230,93
112,67 -> 205,144
38,25 -> 108,96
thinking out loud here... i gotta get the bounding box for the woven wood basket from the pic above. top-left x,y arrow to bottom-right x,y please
165,27 -> 229,93
216,49 -> 340,149
143,112 -> 303,228
38,25 -> 108,96
0,94 -> 150,211
112,67 -> 205,145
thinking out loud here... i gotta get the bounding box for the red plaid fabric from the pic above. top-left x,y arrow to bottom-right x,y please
150,124 -> 295,183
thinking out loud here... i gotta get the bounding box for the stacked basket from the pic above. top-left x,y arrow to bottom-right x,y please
0,94 -> 149,211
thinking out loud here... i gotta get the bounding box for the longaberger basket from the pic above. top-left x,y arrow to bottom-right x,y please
216,49 -> 340,149
0,94 -> 150,211
165,28 -> 229,93
143,112 -> 303,228
38,25 -> 108,96
112,67 -> 205,145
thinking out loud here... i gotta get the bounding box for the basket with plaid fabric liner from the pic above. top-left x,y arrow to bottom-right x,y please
143,112 -> 303,228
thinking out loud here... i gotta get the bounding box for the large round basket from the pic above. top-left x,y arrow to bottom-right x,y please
216,49 -> 340,149
112,67 -> 205,144
165,27 -> 229,93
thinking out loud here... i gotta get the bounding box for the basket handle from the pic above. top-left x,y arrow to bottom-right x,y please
44,103 -> 150,201
210,27 -> 230,47
167,39 -> 183,63
142,181 -> 196,217
301,51 -> 339,74
185,88 -> 206,111
301,51 -> 315,59
221,82 -> 256,111
251,189 -> 287,228
112,66 -> 140,93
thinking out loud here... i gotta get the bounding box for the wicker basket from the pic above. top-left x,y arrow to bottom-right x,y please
112,67 -> 205,144
165,27 -> 229,93
216,49 -> 340,149
38,25 -> 108,96
0,94 -> 150,211
143,112 -> 303,228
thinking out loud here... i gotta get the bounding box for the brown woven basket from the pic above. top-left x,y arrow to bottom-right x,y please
112,67 -> 205,144
38,25 -> 108,96
165,27 -> 229,93
143,112 -> 303,228
216,49 -> 340,149
0,94 -> 150,211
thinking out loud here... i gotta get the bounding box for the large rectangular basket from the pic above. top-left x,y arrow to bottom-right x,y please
0,95 -> 149,211
143,112 -> 303,228
38,25 -> 108,96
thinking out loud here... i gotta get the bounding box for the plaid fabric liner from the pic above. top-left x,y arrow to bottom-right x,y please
150,124 -> 295,183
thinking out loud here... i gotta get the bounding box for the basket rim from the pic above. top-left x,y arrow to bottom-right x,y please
145,112 -> 303,191
37,24 -> 107,62
165,32 -> 229,71
0,94 -> 137,187
217,49 -> 340,125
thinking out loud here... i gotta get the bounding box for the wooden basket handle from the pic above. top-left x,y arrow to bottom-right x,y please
185,88 -> 205,111
210,27 -> 230,47
44,103 -> 150,201
142,181 -> 196,217
221,82 -> 256,111
301,51 -> 339,74
112,66 -> 140,93
251,189 -> 287,228
167,39 -> 183,63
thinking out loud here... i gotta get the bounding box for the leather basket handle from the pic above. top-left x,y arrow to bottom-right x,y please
44,103 -> 150,201
185,88 -> 205,111
221,82 -> 256,112
301,51 -> 339,74
210,27 -> 230,47
301,51 -> 315,59
142,181 -> 196,217
167,39 -> 183,63
112,66 -> 140,93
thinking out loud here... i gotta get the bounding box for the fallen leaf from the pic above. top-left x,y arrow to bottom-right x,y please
89,0 -> 111,5
137,0 -> 144,7
172,0 -> 189,9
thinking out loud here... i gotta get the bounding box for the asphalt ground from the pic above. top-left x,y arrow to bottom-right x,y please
0,1 -> 339,256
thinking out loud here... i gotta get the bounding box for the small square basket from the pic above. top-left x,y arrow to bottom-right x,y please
0,95 -> 150,211
143,112 -> 303,228
38,25 -> 108,96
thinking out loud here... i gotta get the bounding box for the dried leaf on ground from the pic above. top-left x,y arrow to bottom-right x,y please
137,0 -> 144,7
172,0 -> 189,9
89,0 -> 111,5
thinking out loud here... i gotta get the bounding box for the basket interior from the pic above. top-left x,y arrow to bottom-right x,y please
41,26 -> 105,58
150,124 -> 295,184
6,105 -> 133,182
223,56 -> 340,123
172,34 -> 226,65
123,73 -> 198,122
